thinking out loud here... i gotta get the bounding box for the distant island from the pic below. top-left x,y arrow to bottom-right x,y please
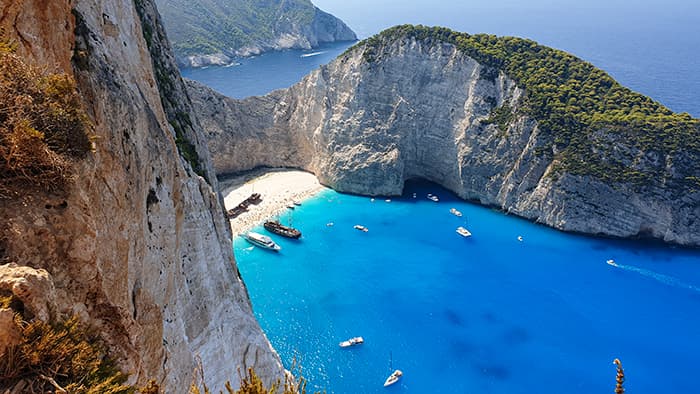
188,25 -> 700,246
155,0 -> 357,67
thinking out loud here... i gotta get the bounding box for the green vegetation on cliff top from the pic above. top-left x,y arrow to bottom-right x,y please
155,0 -> 316,58
351,25 -> 700,192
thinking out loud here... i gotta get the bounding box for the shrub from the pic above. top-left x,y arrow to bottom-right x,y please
190,358 -> 317,394
0,38 -> 91,198
0,316 -> 131,393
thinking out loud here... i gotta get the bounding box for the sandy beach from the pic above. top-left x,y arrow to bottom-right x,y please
220,168 -> 328,235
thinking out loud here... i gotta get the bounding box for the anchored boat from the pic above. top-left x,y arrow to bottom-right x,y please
456,226 -> 472,238
339,336 -> 364,348
384,370 -> 403,387
243,232 -> 281,251
264,220 -> 302,239
354,224 -> 369,232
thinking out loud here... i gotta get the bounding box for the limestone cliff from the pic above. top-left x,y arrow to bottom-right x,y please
155,0 -> 357,67
0,0 -> 284,390
189,26 -> 700,247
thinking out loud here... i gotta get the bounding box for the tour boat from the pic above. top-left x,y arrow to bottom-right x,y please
456,226 -> 472,238
339,336 -> 364,348
243,232 -> 281,251
449,208 -> 462,217
354,224 -> 369,232
383,370 -> 403,387
264,220 -> 301,239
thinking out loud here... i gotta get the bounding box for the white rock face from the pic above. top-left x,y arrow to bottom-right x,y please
190,36 -> 700,246
0,0 -> 285,391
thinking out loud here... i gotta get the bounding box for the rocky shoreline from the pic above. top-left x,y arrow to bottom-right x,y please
188,33 -> 700,247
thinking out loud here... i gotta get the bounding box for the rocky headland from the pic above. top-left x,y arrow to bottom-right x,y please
155,0 -> 357,67
189,25 -> 700,247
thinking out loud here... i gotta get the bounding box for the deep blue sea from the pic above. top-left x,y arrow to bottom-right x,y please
181,41 -> 355,99
235,181 -> 700,393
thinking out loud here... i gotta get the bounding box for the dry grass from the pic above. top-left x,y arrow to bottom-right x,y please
613,358 -> 625,394
0,315 -> 131,393
0,34 -> 92,198
189,357 -> 317,394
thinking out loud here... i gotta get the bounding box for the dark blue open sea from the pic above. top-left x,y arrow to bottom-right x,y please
235,181 -> 700,393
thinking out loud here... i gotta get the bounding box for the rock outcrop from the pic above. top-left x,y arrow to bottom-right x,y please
155,0 -> 357,67
189,29 -> 700,247
0,0 -> 284,391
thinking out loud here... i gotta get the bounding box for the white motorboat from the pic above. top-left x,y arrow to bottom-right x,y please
383,369 -> 403,387
517,235 -> 524,242
243,232 -> 281,251
450,208 -> 462,217
339,336 -> 364,348
293,200 -> 302,206
456,226 -> 472,238
427,194 -> 439,202
354,224 -> 369,232
606,259 -> 617,267
385,199 -> 391,203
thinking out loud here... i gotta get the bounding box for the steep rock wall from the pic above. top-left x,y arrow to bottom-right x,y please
190,36 -> 700,246
0,0 -> 284,391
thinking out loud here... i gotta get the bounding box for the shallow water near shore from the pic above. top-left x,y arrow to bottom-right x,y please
234,180 -> 700,393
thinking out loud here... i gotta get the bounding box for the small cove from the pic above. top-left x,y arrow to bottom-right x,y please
235,179 -> 700,393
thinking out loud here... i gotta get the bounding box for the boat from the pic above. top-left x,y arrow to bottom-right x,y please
286,204 -> 295,210
243,232 -> 281,251
300,51 -> 325,58
326,222 -> 334,227
264,221 -> 301,239
339,336 -> 364,348
456,226 -> 472,237
226,203 -> 248,219
427,194 -> 439,202
383,370 -> 403,387
247,192 -> 262,204
412,193 -> 417,198
606,259 -> 617,266
293,200 -> 302,206
354,224 -> 369,232
517,235 -> 523,242
385,199 -> 391,203
450,208 -> 462,217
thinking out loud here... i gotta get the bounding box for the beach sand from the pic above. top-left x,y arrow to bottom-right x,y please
220,168 -> 328,235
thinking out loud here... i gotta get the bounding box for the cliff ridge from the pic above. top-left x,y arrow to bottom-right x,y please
189,25 -> 700,247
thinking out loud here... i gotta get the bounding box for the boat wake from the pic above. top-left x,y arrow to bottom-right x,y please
607,260 -> 700,294
300,51 -> 325,58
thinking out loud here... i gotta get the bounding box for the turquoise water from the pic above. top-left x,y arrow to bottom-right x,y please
235,180 -> 700,393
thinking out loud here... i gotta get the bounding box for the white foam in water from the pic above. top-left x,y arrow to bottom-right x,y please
608,261 -> 700,294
